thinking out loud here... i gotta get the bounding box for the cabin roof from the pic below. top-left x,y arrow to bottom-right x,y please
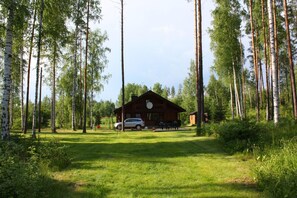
114,90 -> 186,113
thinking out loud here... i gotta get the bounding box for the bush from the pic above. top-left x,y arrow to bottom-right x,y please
37,140 -> 72,171
0,140 -> 46,197
201,122 -> 219,136
0,135 -> 71,197
216,119 -> 265,153
255,139 -> 297,198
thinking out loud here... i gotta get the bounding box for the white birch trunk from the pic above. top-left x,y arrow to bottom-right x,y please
233,63 -> 242,119
267,0 -> 279,124
1,6 -> 13,139
230,83 -> 234,120
9,89 -> 13,129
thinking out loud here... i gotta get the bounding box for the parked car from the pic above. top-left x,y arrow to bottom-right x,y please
114,118 -> 145,130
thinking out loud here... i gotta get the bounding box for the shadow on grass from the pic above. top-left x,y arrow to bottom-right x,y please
128,182 -> 261,198
42,176 -> 110,198
66,138 -> 226,161
38,131 -> 116,136
41,134 -> 263,197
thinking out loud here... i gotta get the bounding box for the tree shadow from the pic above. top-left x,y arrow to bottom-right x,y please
40,133 -> 263,197
127,182 -> 262,198
37,175 -> 111,198
65,138 -> 226,162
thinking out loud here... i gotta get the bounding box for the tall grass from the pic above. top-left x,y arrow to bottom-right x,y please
208,118 -> 297,197
255,139 -> 297,198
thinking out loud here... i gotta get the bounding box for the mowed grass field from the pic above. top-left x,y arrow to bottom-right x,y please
40,130 -> 264,198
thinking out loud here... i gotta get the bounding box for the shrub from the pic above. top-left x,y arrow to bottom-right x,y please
255,139 -> 297,198
0,140 -> 45,198
201,122 -> 219,137
216,119 -> 265,153
0,135 -> 71,197
37,140 -> 72,171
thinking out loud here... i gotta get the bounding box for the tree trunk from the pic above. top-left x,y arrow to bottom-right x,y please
90,67 -> 94,129
121,0 -> 125,132
259,58 -> 265,107
32,0 -> 44,138
79,31 -> 83,128
9,88 -> 13,129
20,39 -> 25,131
242,69 -> 246,118
283,0 -> 297,120
272,0 -> 279,96
72,0 -> 81,131
239,39 -> 246,118
249,0 -> 260,121
233,63 -> 242,119
261,0 -> 270,121
51,44 -> 57,133
83,0 -> 90,133
240,38 -> 246,118
1,5 -> 13,140
198,0 -> 204,126
230,83 -> 234,120
38,67 -> 42,133
194,0 -> 203,134
268,0 -> 279,124
24,2 -> 37,134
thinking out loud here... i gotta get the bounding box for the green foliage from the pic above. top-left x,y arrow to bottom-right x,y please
209,0 -> 242,81
93,100 -> 115,123
216,120 -> 264,153
181,60 -> 196,116
201,122 -> 220,136
37,139 -> 72,171
0,135 -> 71,197
0,153 -> 45,198
255,140 -> 297,198
116,83 -> 149,106
205,75 -> 229,122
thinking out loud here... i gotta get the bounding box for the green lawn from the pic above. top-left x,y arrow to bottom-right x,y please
41,130 -> 264,198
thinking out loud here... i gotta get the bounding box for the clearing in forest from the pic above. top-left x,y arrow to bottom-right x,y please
43,130 -> 263,197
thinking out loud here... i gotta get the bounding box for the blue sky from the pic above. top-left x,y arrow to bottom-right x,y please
96,0 -> 216,102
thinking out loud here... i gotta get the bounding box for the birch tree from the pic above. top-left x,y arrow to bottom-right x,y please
1,1 -> 14,139
267,0 -> 279,124
88,30 -> 110,129
209,0 -> 243,120
82,0 -> 90,133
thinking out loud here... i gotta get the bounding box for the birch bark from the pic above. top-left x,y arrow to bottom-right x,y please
268,0 -> 279,124
1,5 -> 14,140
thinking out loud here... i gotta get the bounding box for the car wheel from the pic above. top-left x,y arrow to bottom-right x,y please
117,125 -> 122,130
136,125 -> 141,130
